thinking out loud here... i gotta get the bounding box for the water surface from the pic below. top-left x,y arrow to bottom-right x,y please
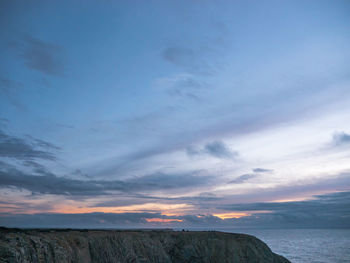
224,229 -> 350,263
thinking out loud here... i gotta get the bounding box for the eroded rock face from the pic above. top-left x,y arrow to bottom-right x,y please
0,228 -> 290,263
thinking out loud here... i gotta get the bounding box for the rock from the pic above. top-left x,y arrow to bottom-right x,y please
0,228 -> 290,263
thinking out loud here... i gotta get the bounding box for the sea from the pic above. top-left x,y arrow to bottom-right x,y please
225,228 -> 350,263
183,228 -> 350,263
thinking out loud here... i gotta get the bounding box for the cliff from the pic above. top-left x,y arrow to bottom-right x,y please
0,228 -> 290,263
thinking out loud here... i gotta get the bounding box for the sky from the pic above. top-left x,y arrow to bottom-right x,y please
0,0 -> 350,228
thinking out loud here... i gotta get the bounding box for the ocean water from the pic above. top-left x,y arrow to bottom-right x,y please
223,229 -> 350,263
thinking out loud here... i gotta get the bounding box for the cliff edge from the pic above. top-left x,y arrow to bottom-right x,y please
0,228 -> 290,263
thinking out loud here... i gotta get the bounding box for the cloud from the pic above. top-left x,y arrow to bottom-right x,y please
163,47 -> 196,69
0,163 -> 128,196
94,139 -> 180,177
228,174 -> 257,184
268,191 -> 350,214
0,211 -> 225,228
204,140 -> 237,159
0,212 -> 165,228
1,191 -> 349,229
332,131 -> 350,147
26,136 -> 60,151
226,169 -> 272,185
185,145 -> 200,156
155,74 -> 206,100
97,64 -> 348,177
162,45 -> 220,75
12,34 -> 64,76
187,140 -> 238,159
127,171 -> 212,191
252,168 -> 273,173
0,199 -> 55,214
0,162 -> 213,196
21,160 -> 53,175
92,192 -> 222,208
219,171 -> 350,204
0,129 -> 59,161
161,22 -> 229,76
220,191 -> 350,228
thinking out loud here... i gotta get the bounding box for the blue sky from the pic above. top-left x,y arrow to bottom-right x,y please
1,0 -> 350,228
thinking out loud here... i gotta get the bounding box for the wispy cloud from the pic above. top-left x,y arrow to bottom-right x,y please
0,161 -> 213,196
228,174 -> 257,184
204,141 -> 237,159
163,47 -> 196,70
162,45 -> 223,76
252,168 -> 274,173
332,131 -> 350,147
92,192 -> 221,208
219,172 -> 350,204
161,20 -> 229,76
155,74 -> 206,101
0,129 -> 59,161
187,140 -> 238,159
12,34 -> 64,76
227,168 -> 272,184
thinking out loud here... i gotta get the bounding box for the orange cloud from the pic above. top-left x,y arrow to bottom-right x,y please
213,212 -> 250,219
213,210 -> 274,219
52,203 -> 192,214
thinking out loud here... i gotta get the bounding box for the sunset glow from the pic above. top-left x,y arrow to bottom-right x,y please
213,212 -> 250,219
46,203 -> 192,215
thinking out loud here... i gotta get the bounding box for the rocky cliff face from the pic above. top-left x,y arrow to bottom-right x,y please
0,228 -> 290,263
